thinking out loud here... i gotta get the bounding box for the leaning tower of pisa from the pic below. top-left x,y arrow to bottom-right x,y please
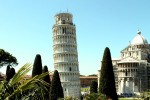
52,12 -> 81,99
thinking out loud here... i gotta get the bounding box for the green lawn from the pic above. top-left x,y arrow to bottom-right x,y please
119,98 -> 143,100
81,87 -> 90,92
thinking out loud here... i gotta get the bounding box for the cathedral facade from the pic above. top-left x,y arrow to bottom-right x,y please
98,31 -> 150,96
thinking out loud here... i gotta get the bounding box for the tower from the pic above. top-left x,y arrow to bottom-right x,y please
52,12 -> 81,99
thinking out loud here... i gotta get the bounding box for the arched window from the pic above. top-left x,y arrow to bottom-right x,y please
62,20 -> 65,24
125,70 -> 127,76
69,67 -> 71,71
65,27 -> 66,33
62,28 -> 65,33
129,52 -> 131,56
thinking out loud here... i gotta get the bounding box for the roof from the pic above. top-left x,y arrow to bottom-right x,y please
80,76 -> 97,79
55,12 -> 72,17
112,58 -> 121,61
117,57 -> 139,63
131,31 -> 148,45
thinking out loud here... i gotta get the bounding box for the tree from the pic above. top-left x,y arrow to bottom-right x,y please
32,54 -> 42,77
42,65 -> 51,99
50,70 -> 64,100
84,93 -> 99,100
6,65 -> 16,81
42,65 -> 51,85
0,63 -> 49,100
90,81 -> 98,94
9,68 -> 16,80
99,47 -> 118,100
6,65 -> 10,81
0,49 -> 18,68
88,74 -> 97,76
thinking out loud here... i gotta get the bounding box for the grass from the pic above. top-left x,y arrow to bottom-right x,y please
119,98 -> 143,100
81,87 -> 90,92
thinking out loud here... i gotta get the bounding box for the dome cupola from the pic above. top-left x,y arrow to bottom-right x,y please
131,31 -> 148,45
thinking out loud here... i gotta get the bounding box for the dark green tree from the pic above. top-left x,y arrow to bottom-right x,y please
9,67 -> 16,79
50,70 -> 64,100
90,81 -> 98,94
42,65 -> 51,99
6,66 -> 16,81
42,65 -> 51,85
0,49 -> 18,68
32,54 -> 42,77
99,47 -> 118,100
6,65 -> 10,81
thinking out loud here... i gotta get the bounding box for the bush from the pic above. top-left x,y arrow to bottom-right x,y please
90,81 -> 98,94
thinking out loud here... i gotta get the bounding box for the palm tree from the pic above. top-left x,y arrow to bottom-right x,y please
0,63 -> 49,100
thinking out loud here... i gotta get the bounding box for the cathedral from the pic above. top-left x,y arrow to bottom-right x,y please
98,31 -> 150,96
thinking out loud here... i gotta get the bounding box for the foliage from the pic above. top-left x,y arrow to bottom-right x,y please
0,49 -> 18,67
80,75 -> 85,76
50,70 -> 64,100
84,93 -> 99,100
32,54 -> 42,77
97,93 -> 107,100
64,96 -> 72,100
88,74 -> 97,76
99,47 -> 118,100
6,65 -> 16,81
9,68 -> 16,82
90,81 -> 98,94
6,65 -> 10,81
118,98 -> 143,100
63,96 -> 80,100
83,93 -> 107,100
42,65 -> 51,85
81,87 -> 90,92
0,63 -> 49,100
9,67 -> 16,78
42,65 -> 51,99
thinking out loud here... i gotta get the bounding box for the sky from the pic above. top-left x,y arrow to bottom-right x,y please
0,0 -> 150,75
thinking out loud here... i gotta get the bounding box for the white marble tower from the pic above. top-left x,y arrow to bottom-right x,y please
52,12 -> 81,99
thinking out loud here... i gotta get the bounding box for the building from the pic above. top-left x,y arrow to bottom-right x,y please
52,12 -> 81,99
98,31 -> 150,96
80,75 -> 97,87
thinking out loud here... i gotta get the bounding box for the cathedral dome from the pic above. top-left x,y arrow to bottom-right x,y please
131,31 -> 148,45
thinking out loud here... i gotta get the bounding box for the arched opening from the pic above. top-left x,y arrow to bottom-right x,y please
125,70 -> 127,76
62,20 -> 65,24
62,28 -> 65,33
69,67 -> 71,71
65,27 -> 66,33
129,52 -> 131,56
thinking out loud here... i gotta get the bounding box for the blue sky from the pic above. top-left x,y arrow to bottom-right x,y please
0,0 -> 150,75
